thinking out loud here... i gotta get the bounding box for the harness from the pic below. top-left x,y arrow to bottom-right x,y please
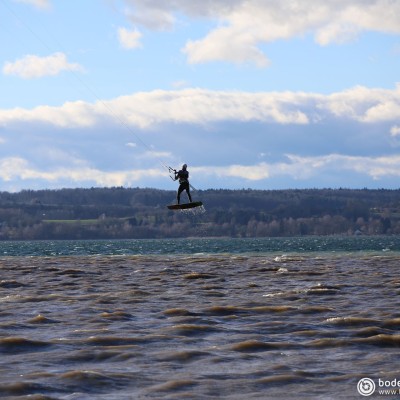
177,170 -> 189,184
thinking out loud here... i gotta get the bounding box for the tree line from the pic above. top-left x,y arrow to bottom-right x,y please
0,187 -> 398,240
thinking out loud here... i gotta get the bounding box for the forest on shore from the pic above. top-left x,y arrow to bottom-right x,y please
0,187 -> 399,240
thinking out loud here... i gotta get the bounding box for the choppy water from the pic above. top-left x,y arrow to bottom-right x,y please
1,237 -> 400,399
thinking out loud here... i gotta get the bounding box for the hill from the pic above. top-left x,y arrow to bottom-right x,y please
0,187 -> 398,240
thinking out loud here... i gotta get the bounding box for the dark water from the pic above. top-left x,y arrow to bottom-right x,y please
1,237 -> 400,399
0,236 -> 399,256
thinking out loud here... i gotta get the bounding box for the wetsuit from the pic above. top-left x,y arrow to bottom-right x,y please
176,169 -> 192,204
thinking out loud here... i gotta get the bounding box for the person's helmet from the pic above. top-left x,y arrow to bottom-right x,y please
182,164 -> 187,170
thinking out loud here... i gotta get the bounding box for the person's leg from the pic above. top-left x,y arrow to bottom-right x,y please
177,185 -> 184,204
186,187 -> 192,202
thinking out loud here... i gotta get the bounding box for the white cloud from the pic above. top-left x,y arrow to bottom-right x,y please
0,100 -> 98,128
0,157 -> 164,187
1,85 -> 399,189
2,152 -> 400,189
120,0 -> 400,66
318,84 -> 400,122
222,163 -> 270,180
2,52 -> 84,79
183,26 -> 270,67
124,5 -> 176,31
1,149 -> 400,189
1,85 -> 399,130
117,27 -> 142,49
202,159 -> 302,181
195,153 -> 400,183
390,125 -> 400,137
13,0 -> 50,10
282,153 -> 400,181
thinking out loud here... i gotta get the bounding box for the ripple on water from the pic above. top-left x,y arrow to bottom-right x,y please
1,251 -> 400,399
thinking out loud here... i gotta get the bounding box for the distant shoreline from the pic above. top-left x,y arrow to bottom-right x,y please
0,187 -> 399,240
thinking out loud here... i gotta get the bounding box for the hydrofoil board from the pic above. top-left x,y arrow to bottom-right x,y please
167,201 -> 203,210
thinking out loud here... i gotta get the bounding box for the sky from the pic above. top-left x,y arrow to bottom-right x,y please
1,0 -> 400,192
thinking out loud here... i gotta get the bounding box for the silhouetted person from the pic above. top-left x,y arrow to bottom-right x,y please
174,164 -> 192,204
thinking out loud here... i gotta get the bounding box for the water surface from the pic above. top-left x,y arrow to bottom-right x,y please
0,237 -> 399,399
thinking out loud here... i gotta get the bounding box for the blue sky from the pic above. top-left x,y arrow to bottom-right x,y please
1,0 -> 400,192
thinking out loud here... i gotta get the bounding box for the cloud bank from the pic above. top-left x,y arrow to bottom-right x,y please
0,85 -> 399,189
1,85 -> 399,128
1,153 -> 400,191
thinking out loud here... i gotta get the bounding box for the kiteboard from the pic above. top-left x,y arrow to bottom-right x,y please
167,201 -> 203,210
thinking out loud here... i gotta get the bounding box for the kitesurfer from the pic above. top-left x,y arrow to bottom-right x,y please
174,164 -> 192,204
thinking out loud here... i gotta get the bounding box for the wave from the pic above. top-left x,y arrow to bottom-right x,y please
0,337 -> 51,354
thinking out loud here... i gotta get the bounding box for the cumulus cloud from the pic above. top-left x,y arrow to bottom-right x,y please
0,157 -> 164,187
1,85 -> 399,129
183,28 -> 270,67
2,52 -> 84,79
318,84 -> 400,122
119,0 -> 400,66
117,27 -> 142,49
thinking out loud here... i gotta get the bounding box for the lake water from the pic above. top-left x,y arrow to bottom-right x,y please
1,236 -> 400,399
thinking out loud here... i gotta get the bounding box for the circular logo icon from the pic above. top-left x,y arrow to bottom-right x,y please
357,378 -> 376,396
